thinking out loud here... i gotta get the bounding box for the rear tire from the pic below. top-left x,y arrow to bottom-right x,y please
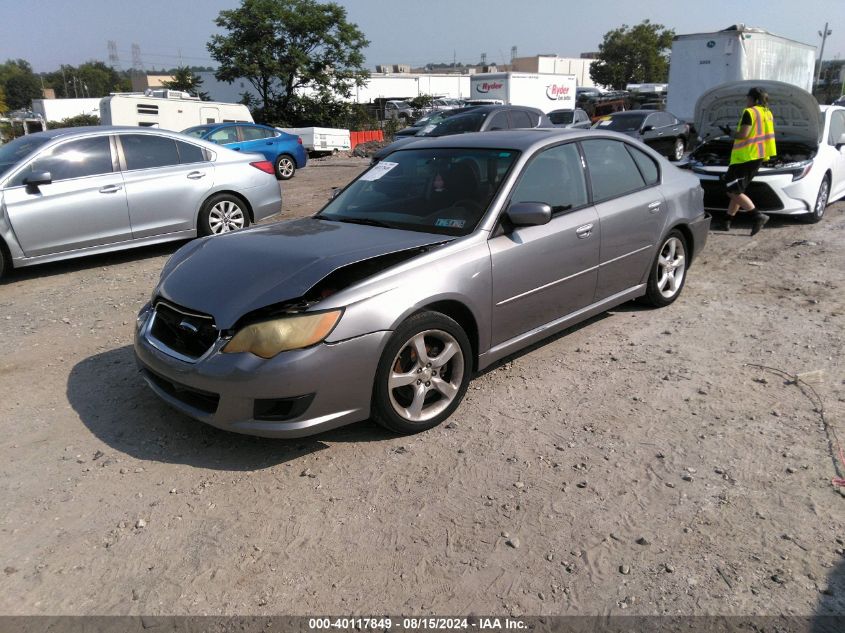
642,230 -> 688,307
669,137 -> 686,161
198,194 -> 250,236
275,154 -> 296,180
799,175 -> 829,224
372,311 -> 472,435
0,243 -> 7,281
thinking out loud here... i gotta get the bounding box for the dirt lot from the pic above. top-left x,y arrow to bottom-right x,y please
1,155 -> 844,617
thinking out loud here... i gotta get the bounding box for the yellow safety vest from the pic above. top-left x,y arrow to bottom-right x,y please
730,106 -> 776,164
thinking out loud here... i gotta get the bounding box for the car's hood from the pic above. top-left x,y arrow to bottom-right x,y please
156,217 -> 451,329
694,80 -> 822,145
372,136 -> 423,161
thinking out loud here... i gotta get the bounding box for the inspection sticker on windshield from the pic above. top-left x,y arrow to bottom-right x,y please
435,218 -> 466,228
360,161 -> 399,181
596,119 -> 612,127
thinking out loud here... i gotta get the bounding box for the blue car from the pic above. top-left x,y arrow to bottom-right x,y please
182,122 -> 307,180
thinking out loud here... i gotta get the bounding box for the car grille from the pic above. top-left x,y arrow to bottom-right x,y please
142,369 -> 220,415
149,300 -> 219,360
700,180 -> 784,212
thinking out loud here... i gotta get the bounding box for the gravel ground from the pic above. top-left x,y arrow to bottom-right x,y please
1,155 -> 844,617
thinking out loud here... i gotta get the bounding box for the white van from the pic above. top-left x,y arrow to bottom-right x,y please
100,90 -> 253,131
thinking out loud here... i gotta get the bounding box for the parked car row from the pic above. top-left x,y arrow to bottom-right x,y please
0,126 -> 282,279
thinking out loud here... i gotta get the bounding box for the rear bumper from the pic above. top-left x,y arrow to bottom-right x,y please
687,212 -> 710,264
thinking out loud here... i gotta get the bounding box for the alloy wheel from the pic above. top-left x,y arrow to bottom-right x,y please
207,200 -> 246,233
815,178 -> 829,219
277,157 -> 295,179
387,329 -> 465,423
656,236 -> 686,299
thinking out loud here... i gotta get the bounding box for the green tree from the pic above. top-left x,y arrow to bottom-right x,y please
590,20 -> 675,90
0,86 -> 7,114
43,62 -> 130,99
162,67 -> 210,100
46,113 -> 100,129
208,0 -> 369,122
0,59 -> 42,110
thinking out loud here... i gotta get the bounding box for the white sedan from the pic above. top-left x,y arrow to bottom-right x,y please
686,80 -> 845,223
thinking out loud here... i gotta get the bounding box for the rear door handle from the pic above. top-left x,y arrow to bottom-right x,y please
648,201 -> 661,214
99,184 -> 122,193
187,171 -> 206,180
575,224 -> 594,238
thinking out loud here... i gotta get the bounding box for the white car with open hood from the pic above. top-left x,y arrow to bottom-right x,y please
686,80 -> 845,223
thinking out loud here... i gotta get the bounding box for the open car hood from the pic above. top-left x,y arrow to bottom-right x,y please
694,80 -> 822,146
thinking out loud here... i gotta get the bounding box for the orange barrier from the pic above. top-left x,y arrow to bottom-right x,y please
350,130 -> 384,148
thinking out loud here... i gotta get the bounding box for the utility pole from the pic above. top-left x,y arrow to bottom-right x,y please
815,22 -> 832,88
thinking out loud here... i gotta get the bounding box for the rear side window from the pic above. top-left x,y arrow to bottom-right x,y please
176,140 -> 206,164
11,136 -> 112,185
238,126 -> 273,141
121,134 -> 181,170
581,139 -> 646,202
625,144 -> 659,185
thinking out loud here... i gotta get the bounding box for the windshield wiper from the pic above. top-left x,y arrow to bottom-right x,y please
324,217 -> 395,228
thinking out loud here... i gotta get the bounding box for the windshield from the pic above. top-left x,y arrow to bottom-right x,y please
594,113 -> 647,132
549,111 -> 574,124
419,112 -> 487,137
0,135 -> 51,180
182,126 -> 213,138
317,147 -> 520,236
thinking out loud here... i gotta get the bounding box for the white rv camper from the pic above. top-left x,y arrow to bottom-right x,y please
99,90 -> 253,131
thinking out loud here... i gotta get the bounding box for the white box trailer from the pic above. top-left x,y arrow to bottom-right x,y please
666,24 -> 816,123
99,90 -> 253,131
469,72 -> 577,113
280,126 -> 351,154
32,98 -> 101,123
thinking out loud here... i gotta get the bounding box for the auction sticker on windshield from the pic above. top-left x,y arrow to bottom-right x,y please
360,161 -> 399,181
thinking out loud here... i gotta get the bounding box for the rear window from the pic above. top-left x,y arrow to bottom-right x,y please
549,111 -> 574,125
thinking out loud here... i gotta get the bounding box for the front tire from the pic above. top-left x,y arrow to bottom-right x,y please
800,175 -> 829,224
275,154 -> 296,180
198,194 -> 250,236
643,230 -> 688,307
372,311 -> 472,435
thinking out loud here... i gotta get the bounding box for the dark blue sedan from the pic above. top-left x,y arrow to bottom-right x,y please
182,123 -> 307,180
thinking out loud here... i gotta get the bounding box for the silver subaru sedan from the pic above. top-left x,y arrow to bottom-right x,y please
0,126 -> 281,278
135,129 -> 709,438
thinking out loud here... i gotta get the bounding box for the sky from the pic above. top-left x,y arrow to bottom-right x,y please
0,0 -> 842,73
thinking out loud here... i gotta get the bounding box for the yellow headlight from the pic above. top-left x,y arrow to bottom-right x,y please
222,310 -> 342,359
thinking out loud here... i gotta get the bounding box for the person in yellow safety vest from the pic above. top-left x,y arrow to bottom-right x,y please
719,87 -> 777,236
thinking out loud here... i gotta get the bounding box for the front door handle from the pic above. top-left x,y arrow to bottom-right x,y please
575,224 -> 594,238
648,201 -> 661,214
232,147 -> 241,151
99,184 -> 123,193
187,171 -> 206,180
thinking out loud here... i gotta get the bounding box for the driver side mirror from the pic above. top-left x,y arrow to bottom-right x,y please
641,125 -> 654,133
836,132 -> 845,150
24,171 -> 52,188
506,202 -> 552,227
329,187 -> 341,200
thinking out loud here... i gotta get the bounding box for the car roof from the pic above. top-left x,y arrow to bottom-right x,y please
24,125 -> 211,141
385,128 -> 601,152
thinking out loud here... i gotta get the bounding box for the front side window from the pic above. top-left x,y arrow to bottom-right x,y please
120,134 -> 181,170
582,139 -> 647,201
487,112 -> 510,130
510,143 -> 588,213
208,127 -> 239,144
317,148 -> 520,236
424,112 -> 487,137
10,135 -> 112,186
828,110 -> 845,146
